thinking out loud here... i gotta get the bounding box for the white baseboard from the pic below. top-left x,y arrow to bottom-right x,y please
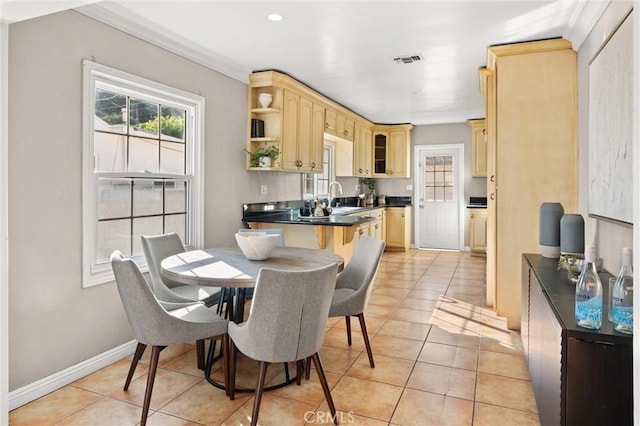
8,340 -> 137,411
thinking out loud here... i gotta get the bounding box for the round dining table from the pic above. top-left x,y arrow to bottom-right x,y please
160,246 -> 344,392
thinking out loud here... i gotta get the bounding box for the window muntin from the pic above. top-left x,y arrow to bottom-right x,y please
302,146 -> 332,199
83,60 -> 203,287
424,155 -> 454,202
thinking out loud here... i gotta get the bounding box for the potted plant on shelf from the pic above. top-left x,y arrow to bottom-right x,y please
246,145 -> 280,168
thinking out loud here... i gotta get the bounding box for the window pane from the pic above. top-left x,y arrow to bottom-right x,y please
435,171 -> 444,185
132,216 -> 163,256
95,89 -> 126,134
444,171 -> 454,186
161,106 -> 186,141
94,132 -> 127,172
130,99 -> 159,137
435,186 -> 444,201
98,219 -> 131,260
165,181 -> 187,214
165,214 -> 186,243
160,141 -> 185,174
425,171 -> 435,186
133,179 -> 163,216
98,178 -> 131,219
444,186 -> 454,201
425,186 -> 435,201
129,137 -> 159,173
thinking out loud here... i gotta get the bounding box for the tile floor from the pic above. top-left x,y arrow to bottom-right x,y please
9,249 -> 540,425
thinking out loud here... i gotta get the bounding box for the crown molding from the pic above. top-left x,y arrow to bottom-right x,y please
74,1 -> 250,84
564,0 -> 611,51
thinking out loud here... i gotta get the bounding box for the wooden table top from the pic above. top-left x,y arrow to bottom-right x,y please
161,247 -> 344,288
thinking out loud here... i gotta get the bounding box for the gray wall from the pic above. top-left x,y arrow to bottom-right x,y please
7,10 -> 299,390
577,1 -> 633,273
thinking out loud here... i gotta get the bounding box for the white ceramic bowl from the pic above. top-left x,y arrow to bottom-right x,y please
235,232 -> 280,260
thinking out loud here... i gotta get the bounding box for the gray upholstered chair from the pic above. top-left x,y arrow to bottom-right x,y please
228,264 -> 339,426
327,236 -> 385,369
141,233 -> 223,308
110,251 -> 229,426
142,232 -> 232,369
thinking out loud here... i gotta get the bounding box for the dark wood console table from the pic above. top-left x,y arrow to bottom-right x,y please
522,254 -> 633,426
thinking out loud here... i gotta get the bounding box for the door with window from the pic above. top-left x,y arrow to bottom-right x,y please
415,145 -> 463,250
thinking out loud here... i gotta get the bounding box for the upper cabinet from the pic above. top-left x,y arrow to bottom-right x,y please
281,89 -> 324,172
467,118 -> 487,177
247,71 -> 413,177
372,124 -> 413,178
353,122 -> 372,177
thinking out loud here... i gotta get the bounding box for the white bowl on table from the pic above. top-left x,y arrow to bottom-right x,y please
235,232 -> 280,260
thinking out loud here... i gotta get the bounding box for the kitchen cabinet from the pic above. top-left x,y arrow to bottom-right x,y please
480,39 -> 577,329
325,108 -> 355,142
467,118 -> 487,177
372,124 -> 413,178
522,255 -> 632,426
353,122 -> 372,177
385,207 -> 411,251
281,89 -> 324,172
247,71 -> 413,175
469,208 -> 487,252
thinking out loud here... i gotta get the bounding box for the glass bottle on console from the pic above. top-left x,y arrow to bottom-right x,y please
612,247 -> 633,334
575,245 -> 603,329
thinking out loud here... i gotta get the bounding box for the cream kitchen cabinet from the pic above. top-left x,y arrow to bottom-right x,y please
247,71 -> 413,175
480,39 -> 577,329
467,118 -> 487,177
281,89 -> 324,172
372,124 -> 413,178
469,208 -> 487,252
353,122 -> 372,177
385,207 -> 411,251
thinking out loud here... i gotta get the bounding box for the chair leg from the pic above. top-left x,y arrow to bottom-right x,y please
251,361 -> 269,426
229,340 -> 238,400
345,316 -> 352,346
221,334 -> 230,396
141,345 -> 165,426
305,356 -> 312,380
311,353 -> 338,425
196,339 -> 205,370
296,360 -> 304,385
358,313 -> 375,368
124,342 -> 146,390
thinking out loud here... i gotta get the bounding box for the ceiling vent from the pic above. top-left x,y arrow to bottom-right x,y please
393,54 -> 423,64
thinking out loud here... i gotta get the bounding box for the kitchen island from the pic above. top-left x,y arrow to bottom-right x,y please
241,199 -> 405,262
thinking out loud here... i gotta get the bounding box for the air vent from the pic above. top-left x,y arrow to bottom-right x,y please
393,54 -> 423,64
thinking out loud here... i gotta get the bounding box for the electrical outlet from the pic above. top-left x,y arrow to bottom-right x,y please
406,184 -> 413,191
260,184 -> 268,195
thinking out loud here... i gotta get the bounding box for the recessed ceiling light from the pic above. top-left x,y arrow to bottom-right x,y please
268,13 -> 284,22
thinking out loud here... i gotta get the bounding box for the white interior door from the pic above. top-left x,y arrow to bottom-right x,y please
415,144 -> 464,250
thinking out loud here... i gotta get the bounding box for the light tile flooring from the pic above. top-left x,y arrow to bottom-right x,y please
10,250 -> 540,425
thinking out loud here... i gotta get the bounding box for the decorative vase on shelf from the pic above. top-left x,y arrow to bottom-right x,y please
539,202 -> 564,258
560,214 -> 585,255
258,93 -> 272,109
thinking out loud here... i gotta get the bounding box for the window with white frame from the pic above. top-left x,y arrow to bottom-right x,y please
82,60 -> 204,287
302,145 -> 332,199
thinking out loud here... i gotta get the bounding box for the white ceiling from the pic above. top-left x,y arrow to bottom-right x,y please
5,1 -> 604,125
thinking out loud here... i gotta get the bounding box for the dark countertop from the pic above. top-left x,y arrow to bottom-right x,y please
243,211 -> 376,227
523,253 -> 631,345
242,197 -> 411,227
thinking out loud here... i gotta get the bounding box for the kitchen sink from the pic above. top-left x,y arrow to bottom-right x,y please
331,206 -> 364,215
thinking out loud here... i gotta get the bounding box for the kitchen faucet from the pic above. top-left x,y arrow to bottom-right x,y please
328,181 -> 343,207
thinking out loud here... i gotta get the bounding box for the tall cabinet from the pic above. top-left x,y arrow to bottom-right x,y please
480,39 -> 577,329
